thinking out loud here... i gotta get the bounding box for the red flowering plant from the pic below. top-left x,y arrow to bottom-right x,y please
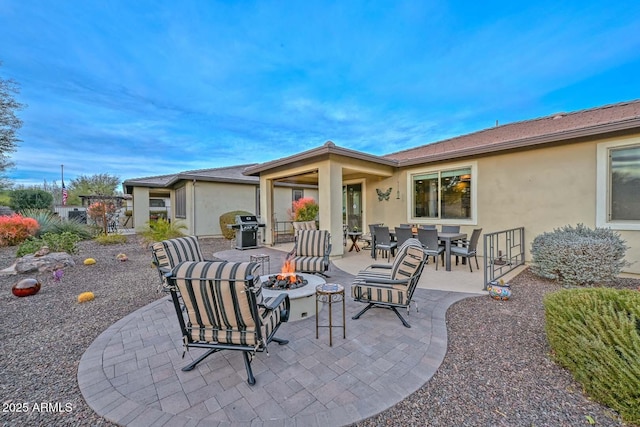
87,201 -> 117,234
288,197 -> 319,222
0,214 -> 39,246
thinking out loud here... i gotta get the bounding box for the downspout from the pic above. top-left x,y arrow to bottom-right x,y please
192,179 -> 197,236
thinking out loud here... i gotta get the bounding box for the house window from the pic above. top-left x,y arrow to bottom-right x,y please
597,140 -> 640,230
412,166 -> 473,220
175,186 -> 186,218
293,189 -> 304,202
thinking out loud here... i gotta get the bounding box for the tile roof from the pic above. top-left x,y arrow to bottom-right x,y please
123,164 -> 259,188
384,99 -> 640,165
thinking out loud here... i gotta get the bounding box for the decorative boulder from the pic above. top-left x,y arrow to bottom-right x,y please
13,252 -> 76,274
12,278 -> 41,297
77,292 -> 95,303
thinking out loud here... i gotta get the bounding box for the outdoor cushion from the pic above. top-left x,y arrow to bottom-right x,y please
151,235 -> 205,271
295,229 -> 330,257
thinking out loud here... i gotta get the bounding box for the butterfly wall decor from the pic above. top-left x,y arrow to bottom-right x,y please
376,187 -> 392,201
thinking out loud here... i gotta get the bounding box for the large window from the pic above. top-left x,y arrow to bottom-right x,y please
610,145 -> 640,221
412,167 -> 472,220
175,186 -> 186,218
597,140 -> 640,230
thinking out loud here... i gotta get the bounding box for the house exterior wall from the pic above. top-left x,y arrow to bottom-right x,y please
191,181 -> 258,237
389,136 -> 639,274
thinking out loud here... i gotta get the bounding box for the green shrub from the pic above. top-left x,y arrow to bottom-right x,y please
530,224 -> 629,286
219,210 -> 253,240
544,288 -> 640,424
139,218 -> 187,246
94,233 -> 128,245
50,218 -> 94,239
17,232 -> 82,256
9,189 -> 53,211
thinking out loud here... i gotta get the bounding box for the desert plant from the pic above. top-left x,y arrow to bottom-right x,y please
94,233 -> 127,245
0,214 -> 39,246
50,218 -> 94,239
289,197 -> 319,222
19,208 -> 59,236
16,231 -> 82,256
219,210 -> 253,240
139,218 -> 187,246
544,288 -> 640,424
530,224 -> 629,287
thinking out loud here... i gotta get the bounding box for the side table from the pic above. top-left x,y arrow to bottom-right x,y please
347,231 -> 362,252
315,283 -> 346,346
250,254 -> 270,275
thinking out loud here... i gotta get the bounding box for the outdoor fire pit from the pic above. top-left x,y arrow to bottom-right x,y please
262,273 -> 308,290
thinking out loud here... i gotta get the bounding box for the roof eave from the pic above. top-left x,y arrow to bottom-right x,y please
398,118 -> 640,167
243,142 -> 397,176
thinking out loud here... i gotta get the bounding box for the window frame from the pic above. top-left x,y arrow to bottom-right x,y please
407,161 -> 477,225
175,186 -> 186,219
596,138 -> 640,230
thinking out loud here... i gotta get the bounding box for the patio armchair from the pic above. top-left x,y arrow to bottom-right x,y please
287,229 -> 332,276
450,228 -> 483,272
150,235 -> 223,291
351,239 -> 427,327
417,228 -> 445,269
165,260 -> 290,385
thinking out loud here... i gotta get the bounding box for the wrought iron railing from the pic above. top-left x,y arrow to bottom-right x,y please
272,219 -> 295,245
483,227 -> 525,290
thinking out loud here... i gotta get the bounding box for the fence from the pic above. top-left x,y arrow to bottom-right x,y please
272,219 -> 295,245
483,227 -> 525,290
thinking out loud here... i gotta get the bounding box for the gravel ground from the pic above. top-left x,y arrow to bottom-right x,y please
0,235 -> 637,426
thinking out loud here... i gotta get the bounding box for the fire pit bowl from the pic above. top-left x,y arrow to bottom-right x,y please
262,273 -> 309,290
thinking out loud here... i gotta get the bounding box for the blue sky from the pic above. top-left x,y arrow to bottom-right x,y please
1,1 -> 639,188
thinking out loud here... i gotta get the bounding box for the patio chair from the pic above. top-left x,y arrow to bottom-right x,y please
286,229 -> 332,276
417,228 -> 445,269
364,223 -> 383,254
150,235 -> 224,291
450,228 -> 483,272
165,260 -> 290,385
374,226 -> 397,261
351,240 -> 427,328
394,226 -> 414,247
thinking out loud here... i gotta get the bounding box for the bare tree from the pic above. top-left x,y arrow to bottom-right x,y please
0,63 -> 24,188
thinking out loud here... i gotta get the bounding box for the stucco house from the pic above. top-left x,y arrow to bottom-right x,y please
125,100 -> 640,275
122,164 -> 318,239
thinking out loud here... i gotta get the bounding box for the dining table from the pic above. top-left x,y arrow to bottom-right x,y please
384,228 -> 467,271
437,232 -> 467,271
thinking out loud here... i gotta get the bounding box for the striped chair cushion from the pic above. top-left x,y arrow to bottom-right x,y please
351,283 -> 407,305
295,230 -> 329,257
152,236 -> 205,270
390,244 -> 425,282
291,256 -> 326,273
172,261 -> 268,346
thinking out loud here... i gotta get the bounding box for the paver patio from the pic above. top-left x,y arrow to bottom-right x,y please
78,243 -> 504,426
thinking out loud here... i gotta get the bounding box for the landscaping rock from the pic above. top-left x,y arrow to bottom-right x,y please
12,252 -> 76,274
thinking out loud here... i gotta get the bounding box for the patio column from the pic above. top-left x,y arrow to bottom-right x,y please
132,187 -> 150,231
260,176 -> 274,245
318,161 -> 344,257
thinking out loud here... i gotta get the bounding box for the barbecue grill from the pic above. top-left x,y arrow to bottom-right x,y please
228,215 -> 265,250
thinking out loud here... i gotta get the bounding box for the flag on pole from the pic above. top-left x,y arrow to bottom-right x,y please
62,181 -> 68,206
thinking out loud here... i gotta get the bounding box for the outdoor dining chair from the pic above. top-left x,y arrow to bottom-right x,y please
450,228 -> 483,272
374,226 -> 397,261
394,226 -> 414,247
417,227 -> 445,269
165,260 -> 290,385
